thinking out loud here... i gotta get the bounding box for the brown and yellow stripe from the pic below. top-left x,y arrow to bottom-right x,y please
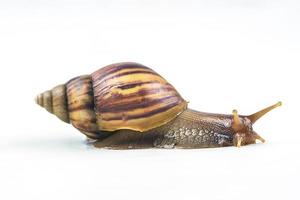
36,62 -> 188,137
91,62 -> 187,132
66,75 -> 100,138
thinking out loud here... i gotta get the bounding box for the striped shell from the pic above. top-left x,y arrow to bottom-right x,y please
36,62 -> 187,138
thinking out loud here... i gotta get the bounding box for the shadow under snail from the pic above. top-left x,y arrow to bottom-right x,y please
36,62 -> 281,149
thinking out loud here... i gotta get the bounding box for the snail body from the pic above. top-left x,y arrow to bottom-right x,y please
36,62 -> 281,149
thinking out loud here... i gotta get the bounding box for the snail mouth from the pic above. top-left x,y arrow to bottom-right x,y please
233,131 -> 265,148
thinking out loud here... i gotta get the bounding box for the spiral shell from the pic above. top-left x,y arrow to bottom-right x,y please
36,62 -> 187,138
36,85 -> 69,123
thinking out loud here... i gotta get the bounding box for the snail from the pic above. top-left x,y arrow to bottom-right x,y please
36,62 -> 281,149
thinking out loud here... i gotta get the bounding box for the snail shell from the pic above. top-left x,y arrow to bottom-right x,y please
36,62 -> 187,139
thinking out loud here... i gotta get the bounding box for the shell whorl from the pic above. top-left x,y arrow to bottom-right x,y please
36,84 -> 69,123
36,77 -> 104,139
91,62 -> 187,132
65,75 -> 101,138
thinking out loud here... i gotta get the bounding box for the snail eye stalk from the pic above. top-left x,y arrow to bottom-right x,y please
232,109 -> 243,132
247,102 -> 282,124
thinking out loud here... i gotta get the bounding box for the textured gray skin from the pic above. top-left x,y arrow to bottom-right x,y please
93,109 -> 236,149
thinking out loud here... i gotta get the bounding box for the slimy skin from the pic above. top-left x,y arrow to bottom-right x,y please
93,109 -> 235,149
92,105 -> 280,149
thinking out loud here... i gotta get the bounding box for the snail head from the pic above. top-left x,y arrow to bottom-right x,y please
231,102 -> 282,147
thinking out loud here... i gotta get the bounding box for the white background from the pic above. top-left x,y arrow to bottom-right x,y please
0,0 -> 299,199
